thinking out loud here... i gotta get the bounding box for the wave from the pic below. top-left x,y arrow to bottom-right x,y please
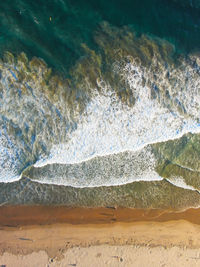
0,25 -> 200,189
166,177 -> 200,192
23,147 -> 163,187
33,54 -> 200,185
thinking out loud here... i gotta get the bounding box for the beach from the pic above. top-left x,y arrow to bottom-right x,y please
1,0 -> 200,266
1,206 -> 200,266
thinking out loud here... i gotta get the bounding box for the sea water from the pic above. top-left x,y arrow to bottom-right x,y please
0,0 -> 200,208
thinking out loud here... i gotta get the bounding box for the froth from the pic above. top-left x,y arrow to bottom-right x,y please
27,147 -> 163,187
166,177 -> 200,192
1,49 -> 200,188
35,57 -> 200,168
0,131 -> 21,182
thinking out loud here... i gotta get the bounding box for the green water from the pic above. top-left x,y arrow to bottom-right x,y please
1,0 -> 200,74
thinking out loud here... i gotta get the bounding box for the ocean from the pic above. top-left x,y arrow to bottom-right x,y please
0,0 -> 200,208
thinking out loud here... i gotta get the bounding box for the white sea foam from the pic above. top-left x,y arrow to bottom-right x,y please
30,147 -> 163,187
0,133 -> 21,182
1,54 -> 200,189
31,173 -> 163,188
35,57 -> 200,169
166,177 -> 200,192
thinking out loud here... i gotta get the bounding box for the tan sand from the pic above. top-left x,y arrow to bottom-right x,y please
1,245 -> 200,267
1,206 -> 200,266
1,220 -> 200,266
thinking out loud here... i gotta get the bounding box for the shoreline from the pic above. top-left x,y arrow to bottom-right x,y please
1,205 -> 200,226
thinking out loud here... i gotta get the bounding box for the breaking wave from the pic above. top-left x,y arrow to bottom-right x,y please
0,28 -> 200,189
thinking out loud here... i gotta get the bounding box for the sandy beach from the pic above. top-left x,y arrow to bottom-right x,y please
1,206 -> 200,266
1,0 -> 200,266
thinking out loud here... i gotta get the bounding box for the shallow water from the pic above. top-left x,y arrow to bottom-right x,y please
0,0 -> 200,208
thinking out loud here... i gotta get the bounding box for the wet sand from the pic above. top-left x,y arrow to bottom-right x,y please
1,206 -> 200,266
1,205 -> 200,226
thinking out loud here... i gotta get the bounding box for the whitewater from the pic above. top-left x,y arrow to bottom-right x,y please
0,54 -> 200,188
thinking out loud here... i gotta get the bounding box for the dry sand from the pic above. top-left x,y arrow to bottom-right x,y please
1,245 -> 200,267
1,206 -> 200,266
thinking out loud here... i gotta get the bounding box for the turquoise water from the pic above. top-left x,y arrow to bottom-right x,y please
0,0 -> 200,208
